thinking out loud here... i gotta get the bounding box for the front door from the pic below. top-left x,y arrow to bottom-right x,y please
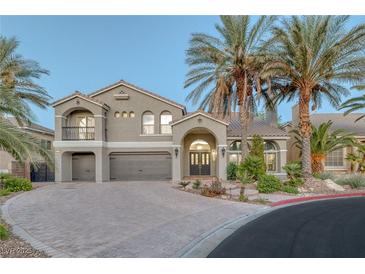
190,152 -> 210,176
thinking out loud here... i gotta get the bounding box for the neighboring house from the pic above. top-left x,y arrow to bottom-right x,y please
0,118 -> 55,182
283,105 -> 365,173
52,80 -> 289,183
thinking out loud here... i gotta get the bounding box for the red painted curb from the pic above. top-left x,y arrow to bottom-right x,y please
271,192 -> 365,207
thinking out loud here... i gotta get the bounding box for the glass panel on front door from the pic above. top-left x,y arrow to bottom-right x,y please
190,152 -> 210,176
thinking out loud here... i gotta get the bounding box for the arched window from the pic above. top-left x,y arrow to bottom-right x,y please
228,141 -> 251,164
160,111 -> 172,134
264,141 -> 278,172
114,111 -> 121,118
142,111 -> 154,134
122,111 -> 128,118
228,139 -> 279,173
129,111 -> 135,118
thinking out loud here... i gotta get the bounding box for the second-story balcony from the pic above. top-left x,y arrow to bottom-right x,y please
62,127 -> 95,140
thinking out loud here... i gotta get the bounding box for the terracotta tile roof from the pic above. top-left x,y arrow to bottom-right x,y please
52,91 -> 110,109
227,118 -> 289,137
310,113 -> 365,136
89,80 -> 187,112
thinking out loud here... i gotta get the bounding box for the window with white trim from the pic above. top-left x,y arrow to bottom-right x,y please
325,148 -> 344,167
160,111 -> 172,134
142,111 -> 155,135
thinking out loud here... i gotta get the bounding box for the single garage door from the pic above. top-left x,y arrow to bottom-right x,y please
110,152 -> 172,181
72,153 -> 95,181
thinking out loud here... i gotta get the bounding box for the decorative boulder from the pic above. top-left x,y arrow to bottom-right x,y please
324,179 -> 345,192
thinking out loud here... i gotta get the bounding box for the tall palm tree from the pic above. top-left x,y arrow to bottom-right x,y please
340,85 -> 365,121
266,16 -> 365,178
185,15 -> 277,160
0,36 -> 53,167
291,121 -> 357,173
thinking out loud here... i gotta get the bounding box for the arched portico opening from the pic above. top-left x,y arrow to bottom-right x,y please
182,128 -> 217,177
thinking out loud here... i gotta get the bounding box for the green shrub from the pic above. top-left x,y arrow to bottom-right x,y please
192,180 -> 201,189
179,181 -> 190,189
257,174 -> 282,193
0,189 -> 11,196
335,175 -> 365,189
239,194 -> 248,202
237,155 -> 265,183
0,224 -> 9,241
287,178 -> 304,187
226,162 -> 238,181
282,185 -> 299,194
282,161 -> 302,180
313,172 -> 336,181
250,135 -> 265,164
3,176 -> 32,192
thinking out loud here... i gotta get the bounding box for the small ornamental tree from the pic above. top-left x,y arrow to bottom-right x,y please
250,134 -> 265,167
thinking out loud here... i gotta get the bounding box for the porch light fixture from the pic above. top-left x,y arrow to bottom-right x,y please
174,147 -> 179,158
221,147 -> 226,157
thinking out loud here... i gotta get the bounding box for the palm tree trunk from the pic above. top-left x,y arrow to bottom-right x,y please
237,71 -> 248,163
239,103 -> 249,162
311,154 -> 324,173
299,89 -> 312,178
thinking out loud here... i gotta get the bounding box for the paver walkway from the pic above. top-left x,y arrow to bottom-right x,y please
2,181 -> 265,257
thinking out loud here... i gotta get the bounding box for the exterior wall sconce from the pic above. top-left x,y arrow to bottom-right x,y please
174,147 -> 179,158
221,147 -> 226,157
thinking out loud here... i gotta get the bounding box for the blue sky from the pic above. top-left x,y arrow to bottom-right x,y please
1,16 -> 364,129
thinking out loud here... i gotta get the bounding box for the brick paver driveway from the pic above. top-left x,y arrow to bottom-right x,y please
3,181 -> 265,257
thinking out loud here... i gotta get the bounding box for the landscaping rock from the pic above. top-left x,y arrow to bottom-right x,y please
300,178 -> 335,193
324,179 -> 345,192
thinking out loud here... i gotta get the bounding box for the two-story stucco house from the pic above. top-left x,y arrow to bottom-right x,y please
52,80 -> 289,183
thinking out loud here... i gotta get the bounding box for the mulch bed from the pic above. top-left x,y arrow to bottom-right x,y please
0,184 -> 50,258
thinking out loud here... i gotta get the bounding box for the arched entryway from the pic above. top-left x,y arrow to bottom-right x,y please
182,128 -> 217,178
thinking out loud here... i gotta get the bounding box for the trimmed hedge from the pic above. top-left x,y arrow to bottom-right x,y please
257,174 -> 282,193
0,173 -> 32,192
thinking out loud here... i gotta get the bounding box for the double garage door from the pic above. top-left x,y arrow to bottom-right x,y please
110,152 -> 172,181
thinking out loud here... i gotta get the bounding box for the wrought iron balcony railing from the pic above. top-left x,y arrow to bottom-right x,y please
62,127 -> 95,140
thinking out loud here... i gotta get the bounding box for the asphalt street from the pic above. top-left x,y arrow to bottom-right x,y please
208,197 -> 365,258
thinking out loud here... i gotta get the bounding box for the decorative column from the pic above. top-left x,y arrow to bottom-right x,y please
172,145 -> 181,182
217,144 -> 227,181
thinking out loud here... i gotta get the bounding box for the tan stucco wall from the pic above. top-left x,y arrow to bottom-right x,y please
54,96 -> 107,141
92,85 -> 184,142
171,114 -> 227,181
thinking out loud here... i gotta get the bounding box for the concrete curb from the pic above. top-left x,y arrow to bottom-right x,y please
1,191 -> 72,258
177,206 -> 272,258
271,192 -> 365,207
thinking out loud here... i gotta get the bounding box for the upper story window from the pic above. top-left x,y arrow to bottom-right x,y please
160,111 -> 172,134
129,111 -> 135,118
142,111 -> 155,135
40,139 -> 52,150
114,111 -> 121,118
76,116 -> 95,128
122,111 -> 128,118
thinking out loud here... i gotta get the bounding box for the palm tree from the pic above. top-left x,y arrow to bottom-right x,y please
340,85 -> 365,121
0,36 -> 53,167
345,152 -> 361,173
265,16 -> 365,178
291,121 -> 357,173
185,15 -> 277,160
